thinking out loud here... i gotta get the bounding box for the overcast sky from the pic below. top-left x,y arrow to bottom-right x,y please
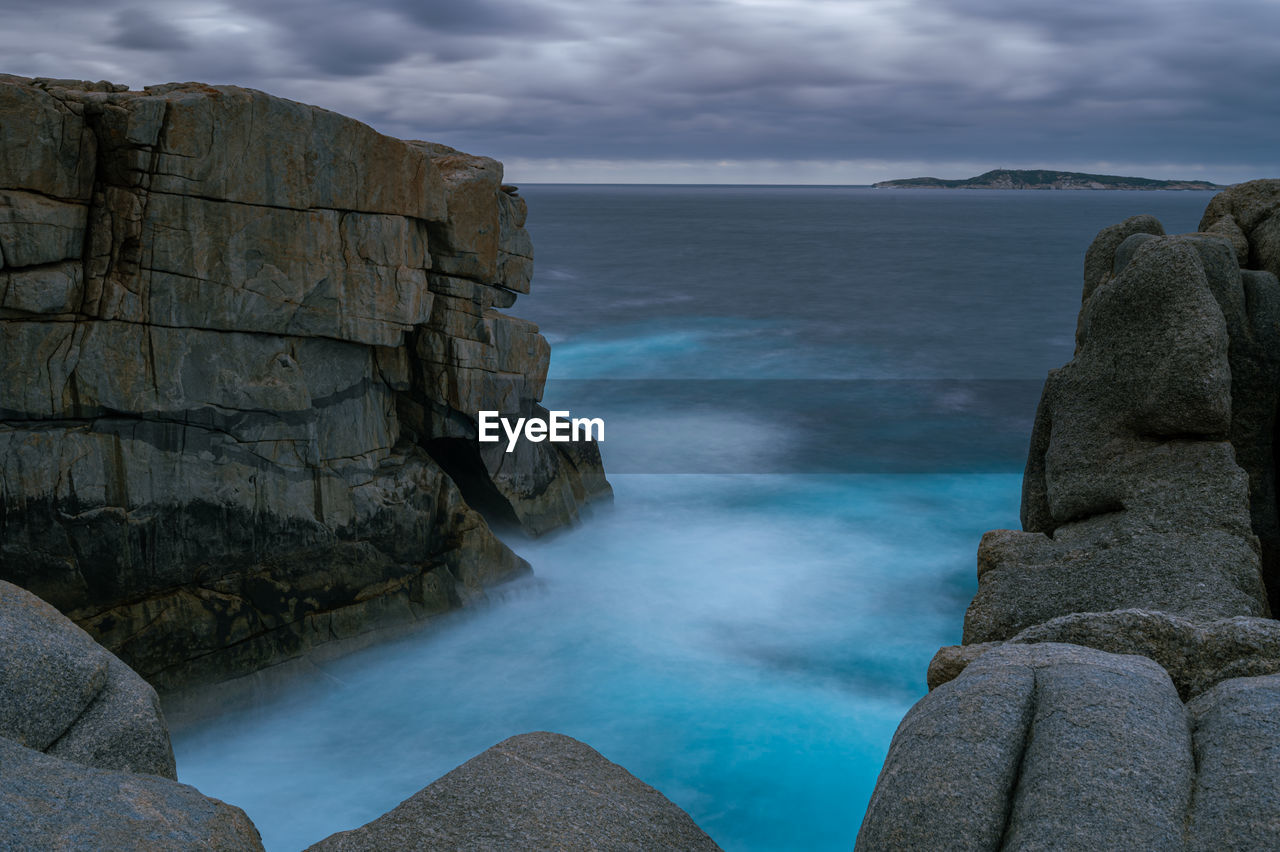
2,0 -> 1276,183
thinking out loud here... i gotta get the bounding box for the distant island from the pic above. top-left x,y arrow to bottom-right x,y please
873,168 -> 1223,190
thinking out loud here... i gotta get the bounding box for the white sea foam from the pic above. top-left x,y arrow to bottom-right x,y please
171,473 -> 1019,851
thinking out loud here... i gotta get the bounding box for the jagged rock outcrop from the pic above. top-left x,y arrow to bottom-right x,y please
858,183 -> 1280,849
0,76 -> 609,692
1198,179 -> 1280,612
1201,179 -> 1280,279
305,732 -> 722,852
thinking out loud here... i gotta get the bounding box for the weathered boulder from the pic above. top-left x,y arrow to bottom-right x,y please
926,640 -> 997,690
1203,213 -> 1250,266
966,490 -> 1266,644
1186,673 -> 1280,849
858,647 -> 1036,850
305,732 -> 721,851
1000,646 -> 1191,851
0,579 -> 174,779
858,644 -> 1192,852
0,75 -> 609,691
0,736 -> 263,851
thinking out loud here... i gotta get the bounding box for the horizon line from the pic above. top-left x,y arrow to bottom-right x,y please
508,181 -> 1230,189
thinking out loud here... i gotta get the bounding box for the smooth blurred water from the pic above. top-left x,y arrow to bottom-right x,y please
170,187 -> 1216,851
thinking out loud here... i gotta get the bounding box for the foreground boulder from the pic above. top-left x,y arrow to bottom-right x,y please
0,579 -> 174,778
1,581 -> 262,850
859,644 -> 1280,851
306,732 -> 721,851
0,737 -> 263,851
0,75 -> 609,691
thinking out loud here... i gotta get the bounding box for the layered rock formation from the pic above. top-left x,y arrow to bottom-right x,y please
858,180 -> 1280,849
0,76 -> 609,692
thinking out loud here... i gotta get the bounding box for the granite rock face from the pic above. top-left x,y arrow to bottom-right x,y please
1186,673 -> 1280,848
860,644 -> 1195,851
0,76 -> 609,691
895,660 -> 1280,852
1201,179 -> 1280,280
1197,179 -> 1280,611
861,184 -> 1280,848
305,732 -> 722,852
971,233 -> 1271,643
0,736 -> 263,852
1079,212 -> 1164,305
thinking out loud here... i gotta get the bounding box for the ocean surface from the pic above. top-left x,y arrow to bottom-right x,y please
170,186 -> 1215,850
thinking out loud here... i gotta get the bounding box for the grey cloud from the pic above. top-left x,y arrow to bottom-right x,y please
284,24 -> 415,76
220,0 -> 420,76
386,0 -> 562,36
108,7 -> 191,51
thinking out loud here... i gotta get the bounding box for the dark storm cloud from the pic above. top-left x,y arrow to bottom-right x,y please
109,7 -> 192,50
224,0 -> 418,76
0,0 -> 1275,181
384,0 -> 562,36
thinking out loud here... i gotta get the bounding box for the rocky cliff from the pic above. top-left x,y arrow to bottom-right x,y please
857,180 -> 1280,849
0,75 -> 610,693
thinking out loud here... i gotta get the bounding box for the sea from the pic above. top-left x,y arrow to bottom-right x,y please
169,186 -> 1217,851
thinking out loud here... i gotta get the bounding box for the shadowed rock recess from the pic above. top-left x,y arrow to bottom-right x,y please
858,180 -> 1280,850
0,75 -> 610,693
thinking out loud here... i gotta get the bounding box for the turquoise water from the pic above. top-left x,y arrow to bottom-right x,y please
170,187 -> 1216,850
173,473 -> 1018,850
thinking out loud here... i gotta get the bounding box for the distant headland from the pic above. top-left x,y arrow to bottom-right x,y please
873,168 -> 1223,190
